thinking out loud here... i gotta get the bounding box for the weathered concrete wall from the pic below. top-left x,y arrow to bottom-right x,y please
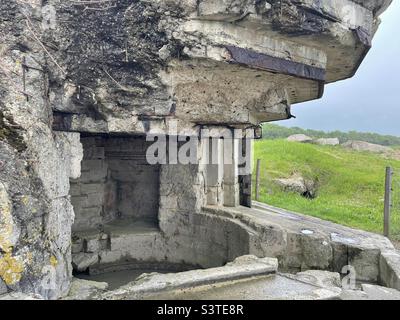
0,124 -> 82,298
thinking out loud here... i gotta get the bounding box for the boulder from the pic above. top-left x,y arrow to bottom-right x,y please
342,140 -> 392,153
287,134 -> 313,143
314,138 -> 340,146
274,174 -> 316,198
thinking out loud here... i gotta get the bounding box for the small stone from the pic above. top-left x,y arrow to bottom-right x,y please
72,253 -> 99,272
100,233 -> 108,240
158,45 -> 171,60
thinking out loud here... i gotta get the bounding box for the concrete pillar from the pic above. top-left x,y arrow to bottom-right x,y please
239,136 -> 253,207
223,137 -> 239,207
205,138 -> 224,205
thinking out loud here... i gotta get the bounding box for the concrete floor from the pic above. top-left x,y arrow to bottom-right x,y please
139,274 -> 341,300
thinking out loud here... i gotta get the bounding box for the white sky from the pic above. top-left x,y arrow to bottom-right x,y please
277,1 -> 400,136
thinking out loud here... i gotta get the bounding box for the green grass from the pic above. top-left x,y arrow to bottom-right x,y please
253,139 -> 400,239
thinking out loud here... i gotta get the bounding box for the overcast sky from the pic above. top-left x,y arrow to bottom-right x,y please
277,1 -> 400,136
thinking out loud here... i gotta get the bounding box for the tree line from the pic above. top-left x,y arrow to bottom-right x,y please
262,124 -> 400,147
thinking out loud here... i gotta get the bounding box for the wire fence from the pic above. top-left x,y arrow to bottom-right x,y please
390,169 -> 400,240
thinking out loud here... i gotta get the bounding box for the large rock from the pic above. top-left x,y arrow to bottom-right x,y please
287,134 -> 313,143
342,140 -> 392,153
274,174 -> 316,198
314,138 -> 340,146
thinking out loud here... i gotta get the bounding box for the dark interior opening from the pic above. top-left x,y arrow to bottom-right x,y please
70,134 -> 160,232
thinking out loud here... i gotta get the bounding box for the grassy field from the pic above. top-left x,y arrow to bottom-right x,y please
253,139 -> 400,239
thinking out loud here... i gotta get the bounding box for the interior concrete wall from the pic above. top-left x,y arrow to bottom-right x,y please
70,136 -> 160,232
105,137 -> 160,224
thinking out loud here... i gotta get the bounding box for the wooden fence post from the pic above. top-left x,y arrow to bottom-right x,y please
255,159 -> 261,201
384,166 -> 393,237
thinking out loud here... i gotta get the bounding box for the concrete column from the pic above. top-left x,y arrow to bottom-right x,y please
239,136 -> 253,207
205,138 -> 224,205
223,137 -> 239,207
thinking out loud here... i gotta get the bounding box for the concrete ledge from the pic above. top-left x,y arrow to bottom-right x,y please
380,250 -> 400,290
99,255 -> 278,300
203,203 -> 396,284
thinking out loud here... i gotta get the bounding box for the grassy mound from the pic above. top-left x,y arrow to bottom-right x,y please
253,139 -> 400,239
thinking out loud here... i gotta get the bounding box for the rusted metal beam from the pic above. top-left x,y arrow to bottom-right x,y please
225,45 -> 326,82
